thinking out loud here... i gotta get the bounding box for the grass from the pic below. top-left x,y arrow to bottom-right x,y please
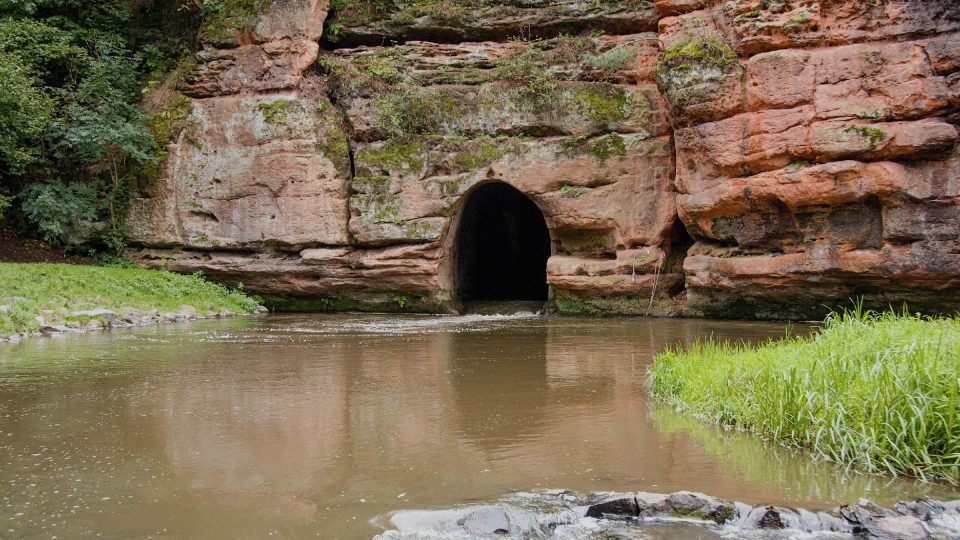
0,263 -> 258,336
649,307 -> 960,482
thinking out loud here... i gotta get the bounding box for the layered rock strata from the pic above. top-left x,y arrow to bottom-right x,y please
128,0 -> 960,318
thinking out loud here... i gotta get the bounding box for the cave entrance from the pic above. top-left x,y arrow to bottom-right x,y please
454,182 -> 551,302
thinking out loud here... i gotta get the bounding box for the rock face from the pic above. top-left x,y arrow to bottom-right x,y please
128,0 -> 960,318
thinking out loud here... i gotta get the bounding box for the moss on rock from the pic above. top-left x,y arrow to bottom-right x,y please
199,0 -> 270,47
572,85 -> 642,127
843,124 -> 889,150
257,99 -> 304,124
656,35 -> 739,82
357,140 -> 427,174
559,134 -> 627,165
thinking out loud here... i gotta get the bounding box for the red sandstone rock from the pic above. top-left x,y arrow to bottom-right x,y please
128,0 -> 960,318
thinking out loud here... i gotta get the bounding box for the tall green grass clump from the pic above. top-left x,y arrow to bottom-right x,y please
649,308 -> 960,482
0,263 -> 258,335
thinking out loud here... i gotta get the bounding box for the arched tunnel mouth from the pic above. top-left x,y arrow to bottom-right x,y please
454,182 -> 552,302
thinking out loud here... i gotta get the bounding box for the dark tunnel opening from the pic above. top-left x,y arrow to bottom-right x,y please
455,182 -> 552,302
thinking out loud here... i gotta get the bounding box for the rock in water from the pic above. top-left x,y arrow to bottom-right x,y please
585,496 -> 640,519
757,506 -> 784,529
460,506 -> 511,535
666,491 -> 736,524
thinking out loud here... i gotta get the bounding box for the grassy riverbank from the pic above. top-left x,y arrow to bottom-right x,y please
649,309 -> 960,482
0,263 -> 258,336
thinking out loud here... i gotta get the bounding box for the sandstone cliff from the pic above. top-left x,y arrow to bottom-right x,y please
128,0 -> 960,319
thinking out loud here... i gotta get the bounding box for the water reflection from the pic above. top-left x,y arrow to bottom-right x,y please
0,315 -> 956,539
450,326 -> 549,449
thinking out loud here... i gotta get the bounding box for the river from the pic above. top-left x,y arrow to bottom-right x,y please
1,314 -> 956,538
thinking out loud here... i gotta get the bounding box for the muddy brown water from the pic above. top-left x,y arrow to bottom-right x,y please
1,314 -> 956,539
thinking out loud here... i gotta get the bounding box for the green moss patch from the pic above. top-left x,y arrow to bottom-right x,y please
351,175 -> 391,195
559,134 -> 627,165
843,124 -> 889,150
656,34 -> 739,84
572,85 -> 644,127
356,135 -> 526,177
357,140 -> 427,174
257,99 -> 304,125
199,0 -> 271,46
351,193 -> 402,224
373,85 -> 465,138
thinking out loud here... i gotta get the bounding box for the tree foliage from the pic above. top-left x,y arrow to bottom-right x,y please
0,0 -> 198,251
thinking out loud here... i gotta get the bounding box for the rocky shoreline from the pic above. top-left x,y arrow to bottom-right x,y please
0,302 -> 268,345
375,490 -> 960,539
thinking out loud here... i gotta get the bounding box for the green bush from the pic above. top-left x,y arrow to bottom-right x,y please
0,1 -> 197,253
19,181 -> 100,244
0,194 -> 11,219
649,308 -> 960,481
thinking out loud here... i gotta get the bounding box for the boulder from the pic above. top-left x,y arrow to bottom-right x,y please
585,495 -> 639,519
72,309 -> 120,322
121,307 -> 143,321
109,320 -> 135,329
754,506 -> 784,529
634,492 -> 672,517
178,305 -> 198,319
461,506 -> 511,535
40,324 -> 77,335
868,516 -> 931,540
666,491 -> 736,524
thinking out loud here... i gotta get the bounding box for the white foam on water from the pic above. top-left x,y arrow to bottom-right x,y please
281,312 -> 542,336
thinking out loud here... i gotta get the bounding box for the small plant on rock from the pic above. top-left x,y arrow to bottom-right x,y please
843,124 -> 889,150
584,46 -> 634,73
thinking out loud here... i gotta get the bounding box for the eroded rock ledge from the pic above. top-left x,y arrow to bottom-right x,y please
128,0 -> 960,319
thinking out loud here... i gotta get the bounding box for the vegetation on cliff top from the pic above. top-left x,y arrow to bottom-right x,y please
0,263 -> 258,336
649,308 -> 960,482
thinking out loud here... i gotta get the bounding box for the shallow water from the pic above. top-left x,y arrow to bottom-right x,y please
0,314 -> 956,539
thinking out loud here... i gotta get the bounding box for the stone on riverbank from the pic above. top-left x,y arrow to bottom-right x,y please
72,309 -> 120,322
